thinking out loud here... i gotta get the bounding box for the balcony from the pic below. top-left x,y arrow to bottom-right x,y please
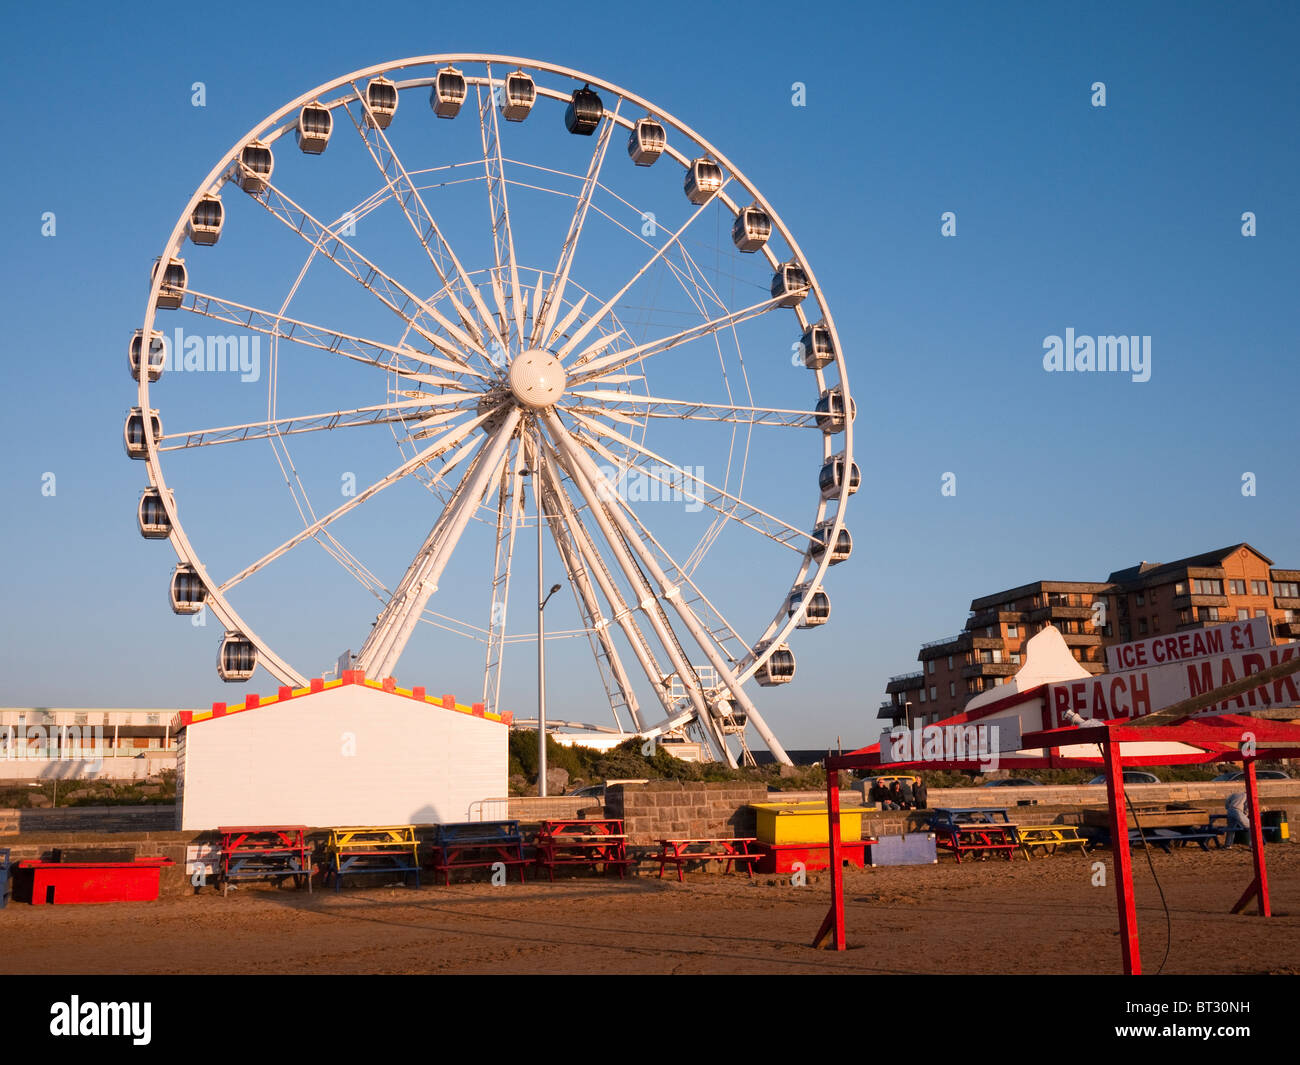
1275,597 -> 1300,611
886,672 -> 925,694
970,636 -> 1003,650
1028,603 -> 1096,623
1060,631 -> 1103,646
919,633 -> 970,659
1172,594 -> 1228,610
961,661 -> 1019,679
1276,620 -> 1300,638
965,609 -> 1021,632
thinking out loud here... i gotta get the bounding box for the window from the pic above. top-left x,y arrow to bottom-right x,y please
929,686 -> 938,701
1150,589 -> 1158,604
949,682 -> 956,698
1252,580 -> 1269,596
1138,618 -> 1148,635
1256,609 -> 1268,618
1194,579 -> 1224,596
74,713 -> 88,726
1175,581 -> 1186,595
927,660 -> 935,675
1009,652 -> 1022,664
1238,609 -> 1250,620
147,714 -> 160,726
1103,623 -> 1114,637
1152,615 -> 1160,632
1178,609 -> 1191,625
1198,607 -> 1220,621
1229,580 -> 1246,595
947,655 -> 953,669
1275,581 -> 1299,598
1007,623 -> 1018,638
986,626 -> 994,638
1136,592 -> 1145,606
918,688 -> 927,703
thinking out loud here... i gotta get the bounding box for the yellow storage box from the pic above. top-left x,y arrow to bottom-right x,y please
750,801 -> 864,844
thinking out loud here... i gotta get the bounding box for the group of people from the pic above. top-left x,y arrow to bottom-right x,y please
866,776 -> 928,810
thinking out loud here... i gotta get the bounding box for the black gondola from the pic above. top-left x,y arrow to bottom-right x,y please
732,204 -> 771,252
296,102 -> 333,154
137,488 -> 172,539
217,632 -> 258,681
756,644 -> 796,686
235,140 -> 273,194
151,257 -> 187,309
365,76 -> 399,129
501,70 -> 535,121
788,585 -> 831,628
810,521 -> 852,565
431,66 -> 466,118
188,195 -> 224,245
800,321 -> 834,369
565,85 -> 603,135
129,329 -> 166,384
627,117 -> 666,165
124,408 -> 162,460
684,158 -> 723,204
814,386 -> 855,433
771,260 -> 810,307
818,453 -> 860,499
170,565 -> 206,615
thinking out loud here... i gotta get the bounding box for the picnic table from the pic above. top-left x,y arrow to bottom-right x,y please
1097,823 -> 1223,853
428,820 -> 529,885
326,825 -> 421,891
927,808 -> 1019,863
534,819 -> 633,882
656,838 -> 759,882
1015,824 -> 1091,860
217,826 -> 313,896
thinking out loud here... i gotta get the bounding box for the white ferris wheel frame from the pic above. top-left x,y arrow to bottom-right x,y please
131,54 -> 854,767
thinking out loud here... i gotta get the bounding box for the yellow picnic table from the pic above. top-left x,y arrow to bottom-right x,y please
1016,824 -> 1091,860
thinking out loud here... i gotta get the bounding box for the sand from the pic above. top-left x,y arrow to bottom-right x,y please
4,846 -> 1298,975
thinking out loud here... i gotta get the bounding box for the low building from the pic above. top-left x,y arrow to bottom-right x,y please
0,707 -> 188,780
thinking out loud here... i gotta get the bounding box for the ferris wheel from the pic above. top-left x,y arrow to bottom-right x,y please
125,55 -> 856,768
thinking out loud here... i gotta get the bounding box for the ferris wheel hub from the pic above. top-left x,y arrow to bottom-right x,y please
507,349 -> 566,409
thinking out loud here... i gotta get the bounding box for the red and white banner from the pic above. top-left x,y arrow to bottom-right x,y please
1047,642 -> 1299,727
1105,616 -> 1271,672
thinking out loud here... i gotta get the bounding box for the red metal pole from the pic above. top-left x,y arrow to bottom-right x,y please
826,769 -> 845,949
1102,734 -> 1141,975
1243,758 -> 1271,917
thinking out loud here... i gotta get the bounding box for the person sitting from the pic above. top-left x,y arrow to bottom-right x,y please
888,780 -> 903,810
899,778 -> 915,810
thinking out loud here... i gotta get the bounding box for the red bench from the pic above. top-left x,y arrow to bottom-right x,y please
657,838 -> 760,882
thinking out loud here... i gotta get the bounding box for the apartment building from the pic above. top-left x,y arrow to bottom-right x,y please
881,544 -> 1299,727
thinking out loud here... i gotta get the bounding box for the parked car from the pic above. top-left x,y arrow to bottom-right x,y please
1087,771 -> 1159,785
978,778 -> 1042,787
1212,769 -> 1293,782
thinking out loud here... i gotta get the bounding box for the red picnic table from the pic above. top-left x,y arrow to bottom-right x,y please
926,808 -> 1019,863
656,838 -> 760,882
534,819 -> 634,882
218,826 -> 313,896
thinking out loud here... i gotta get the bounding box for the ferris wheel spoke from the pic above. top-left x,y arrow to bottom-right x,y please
564,410 -> 812,553
218,408 -> 499,594
250,179 -> 489,366
537,444 -> 683,726
536,455 -> 646,731
538,422 -> 733,764
356,408 -> 523,678
532,99 -> 623,347
566,391 -> 823,430
482,433 -> 527,715
570,295 -> 783,384
159,396 -> 480,451
180,287 -> 477,385
345,86 -> 506,361
478,67 -> 528,350
555,174 -> 732,364
543,410 -> 792,766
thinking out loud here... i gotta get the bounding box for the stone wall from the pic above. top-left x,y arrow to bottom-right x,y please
605,781 -> 768,845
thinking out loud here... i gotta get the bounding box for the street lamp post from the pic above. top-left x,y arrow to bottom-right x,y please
522,465 -> 562,797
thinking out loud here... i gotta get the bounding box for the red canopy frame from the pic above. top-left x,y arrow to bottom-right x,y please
812,714 -> 1300,974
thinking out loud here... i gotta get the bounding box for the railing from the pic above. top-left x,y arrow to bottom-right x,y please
888,671 -> 923,682
921,633 -> 966,649
467,797 -> 511,822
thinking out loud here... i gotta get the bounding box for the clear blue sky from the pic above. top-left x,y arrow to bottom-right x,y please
1,0 -> 1296,751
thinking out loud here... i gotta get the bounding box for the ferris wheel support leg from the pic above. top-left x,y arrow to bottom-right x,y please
357,409 -> 522,678
538,469 -> 645,732
538,454 -> 679,729
541,417 -> 734,766
543,411 -> 793,768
